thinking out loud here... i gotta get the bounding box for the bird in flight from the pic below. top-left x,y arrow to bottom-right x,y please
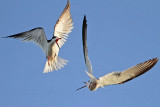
76,15 -> 159,91
4,0 -> 73,73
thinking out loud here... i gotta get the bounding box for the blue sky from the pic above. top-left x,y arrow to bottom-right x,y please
0,0 -> 160,107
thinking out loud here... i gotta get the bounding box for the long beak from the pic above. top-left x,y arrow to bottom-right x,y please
76,85 -> 87,91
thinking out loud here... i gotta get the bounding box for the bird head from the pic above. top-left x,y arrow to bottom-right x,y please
55,37 -> 61,44
76,71 -> 98,91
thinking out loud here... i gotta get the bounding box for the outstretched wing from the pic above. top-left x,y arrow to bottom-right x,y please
98,58 -> 159,86
4,27 -> 48,53
82,15 -> 93,74
53,0 -> 73,48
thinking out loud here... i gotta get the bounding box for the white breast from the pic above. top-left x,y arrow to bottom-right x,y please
51,43 -> 59,58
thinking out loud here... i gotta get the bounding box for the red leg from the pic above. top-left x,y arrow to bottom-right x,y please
48,57 -> 50,66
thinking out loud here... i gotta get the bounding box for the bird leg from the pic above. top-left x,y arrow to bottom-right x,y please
47,56 -> 54,66
47,56 -> 52,66
48,57 -> 50,67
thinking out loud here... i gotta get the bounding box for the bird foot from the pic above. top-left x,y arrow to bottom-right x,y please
48,56 -> 54,66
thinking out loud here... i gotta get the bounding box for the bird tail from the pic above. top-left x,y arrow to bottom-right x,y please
43,57 -> 68,73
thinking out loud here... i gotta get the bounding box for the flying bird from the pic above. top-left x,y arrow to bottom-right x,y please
4,0 -> 73,73
76,15 -> 159,91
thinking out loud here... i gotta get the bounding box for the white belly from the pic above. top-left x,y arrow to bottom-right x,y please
51,43 -> 59,58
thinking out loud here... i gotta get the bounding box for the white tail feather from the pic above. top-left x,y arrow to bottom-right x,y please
43,57 -> 68,73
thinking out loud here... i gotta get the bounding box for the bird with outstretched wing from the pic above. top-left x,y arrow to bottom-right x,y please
76,15 -> 159,91
4,0 -> 73,73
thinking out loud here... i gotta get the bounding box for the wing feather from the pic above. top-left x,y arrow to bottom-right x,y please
82,15 -> 93,74
98,58 -> 159,86
54,0 -> 73,48
4,27 -> 48,54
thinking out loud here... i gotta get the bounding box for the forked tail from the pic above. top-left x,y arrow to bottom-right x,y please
43,57 -> 68,73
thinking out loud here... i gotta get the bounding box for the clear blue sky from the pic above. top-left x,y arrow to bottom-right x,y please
0,0 -> 160,107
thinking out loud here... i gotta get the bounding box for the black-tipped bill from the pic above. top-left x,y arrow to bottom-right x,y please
76,85 -> 87,91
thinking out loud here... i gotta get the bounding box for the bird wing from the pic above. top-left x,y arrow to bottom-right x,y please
4,27 -> 48,54
98,58 -> 159,86
82,15 -> 93,74
53,0 -> 73,48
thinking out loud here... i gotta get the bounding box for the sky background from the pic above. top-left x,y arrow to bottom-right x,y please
0,0 -> 160,107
